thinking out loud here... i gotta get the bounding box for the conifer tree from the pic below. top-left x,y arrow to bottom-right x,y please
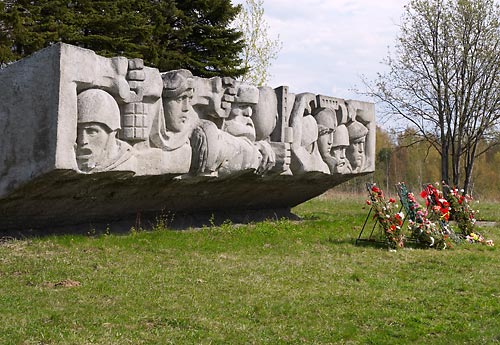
0,0 -> 246,77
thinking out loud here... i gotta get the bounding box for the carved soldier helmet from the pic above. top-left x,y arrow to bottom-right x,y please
347,121 -> 368,140
314,108 -> 337,136
77,89 -> 121,131
331,124 -> 349,147
301,115 -> 319,147
162,69 -> 194,98
234,84 -> 259,104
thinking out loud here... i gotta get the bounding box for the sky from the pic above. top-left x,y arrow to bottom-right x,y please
233,0 -> 407,101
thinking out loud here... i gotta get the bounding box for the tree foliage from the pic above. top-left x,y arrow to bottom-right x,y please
367,0 -> 500,193
233,0 -> 281,86
339,126 -> 499,200
0,0 -> 246,77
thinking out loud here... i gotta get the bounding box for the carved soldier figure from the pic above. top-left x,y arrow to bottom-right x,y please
222,84 -> 258,141
140,69 -> 197,174
150,69 -> 197,153
217,84 -> 276,175
346,121 -> 369,173
289,93 -> 329,174
315,108 -> 337,174
330,124 -> 351,174
75,89 -> 135,173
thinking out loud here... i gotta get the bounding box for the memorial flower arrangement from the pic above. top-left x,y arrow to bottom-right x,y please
405,189 -> 449,249
465,233 -> 494,246
366,184 -> 405,249
444,185 -> 494,246
420,183 -> 450,222
362,182 -> 493,250
445,186 -> 477,236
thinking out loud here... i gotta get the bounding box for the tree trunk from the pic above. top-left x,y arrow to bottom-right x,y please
451,147 -> 460,187
441,141 -> 449,185
463,141 -> 478,195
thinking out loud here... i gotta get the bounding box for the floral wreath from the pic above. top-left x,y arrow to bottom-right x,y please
363,182 -> 493,250
366,184 -> 405,249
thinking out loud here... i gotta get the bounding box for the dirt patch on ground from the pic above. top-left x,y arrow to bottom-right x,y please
40,279 -> 82,288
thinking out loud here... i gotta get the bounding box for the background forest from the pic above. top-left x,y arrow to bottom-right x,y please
338,126 -> 500,201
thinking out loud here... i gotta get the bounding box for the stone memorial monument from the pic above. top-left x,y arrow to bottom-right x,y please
0,43 -> 375,231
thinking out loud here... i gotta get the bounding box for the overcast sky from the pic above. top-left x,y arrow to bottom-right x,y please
233,0 -> 406,100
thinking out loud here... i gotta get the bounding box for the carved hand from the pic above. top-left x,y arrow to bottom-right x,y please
189,125 -> 209,174
255,141 -> 276,175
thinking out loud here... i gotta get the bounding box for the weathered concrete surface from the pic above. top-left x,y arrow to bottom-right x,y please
0,169 -> 360,231
0,43 -> 375,232
0,45 -> 61,198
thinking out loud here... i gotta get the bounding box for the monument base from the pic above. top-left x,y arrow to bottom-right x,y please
0,170 -> 364,233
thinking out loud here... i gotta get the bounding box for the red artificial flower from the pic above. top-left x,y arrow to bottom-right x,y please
389,198 -> 396,203
441,208 -> 450,221
408,193 -> 416,202
366,200 -> 371,205
439,199 -> 449,207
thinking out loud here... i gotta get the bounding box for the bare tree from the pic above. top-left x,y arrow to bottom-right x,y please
367,0 -> 500,193
233,0 -> 282,86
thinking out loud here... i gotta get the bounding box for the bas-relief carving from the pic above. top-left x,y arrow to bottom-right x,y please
0,44 -> 380,230
75,89 -> 136,173
70,57 -> 375,178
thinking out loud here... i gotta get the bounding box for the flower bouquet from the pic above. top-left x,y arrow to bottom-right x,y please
367,184 -> 405,249
401,183 -> 449,249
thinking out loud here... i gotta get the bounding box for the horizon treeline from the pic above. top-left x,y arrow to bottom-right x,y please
338,127 -> 500,201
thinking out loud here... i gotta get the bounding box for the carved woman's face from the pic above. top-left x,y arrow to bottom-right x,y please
223,103 -> 256,141
163,89 -> 194,133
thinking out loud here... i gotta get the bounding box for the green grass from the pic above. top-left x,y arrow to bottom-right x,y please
1,193 -> 499,344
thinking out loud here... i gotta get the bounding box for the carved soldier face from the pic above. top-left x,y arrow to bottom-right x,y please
317,130 -> 334,159
332,145 -> 348,173
163,88 -> 194,133
76,122 -> 115,172
347,137 -> 366,170
224,103 -> 256,141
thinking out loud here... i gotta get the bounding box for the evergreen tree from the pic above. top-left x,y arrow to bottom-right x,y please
0,0 -> 246,77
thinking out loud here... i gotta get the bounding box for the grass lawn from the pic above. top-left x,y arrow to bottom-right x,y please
0,192 -> 499,344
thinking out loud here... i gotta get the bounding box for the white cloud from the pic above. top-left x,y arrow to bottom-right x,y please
233,0 -> 406,99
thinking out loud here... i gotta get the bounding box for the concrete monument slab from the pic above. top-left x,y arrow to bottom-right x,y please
0,43 -> 376,231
